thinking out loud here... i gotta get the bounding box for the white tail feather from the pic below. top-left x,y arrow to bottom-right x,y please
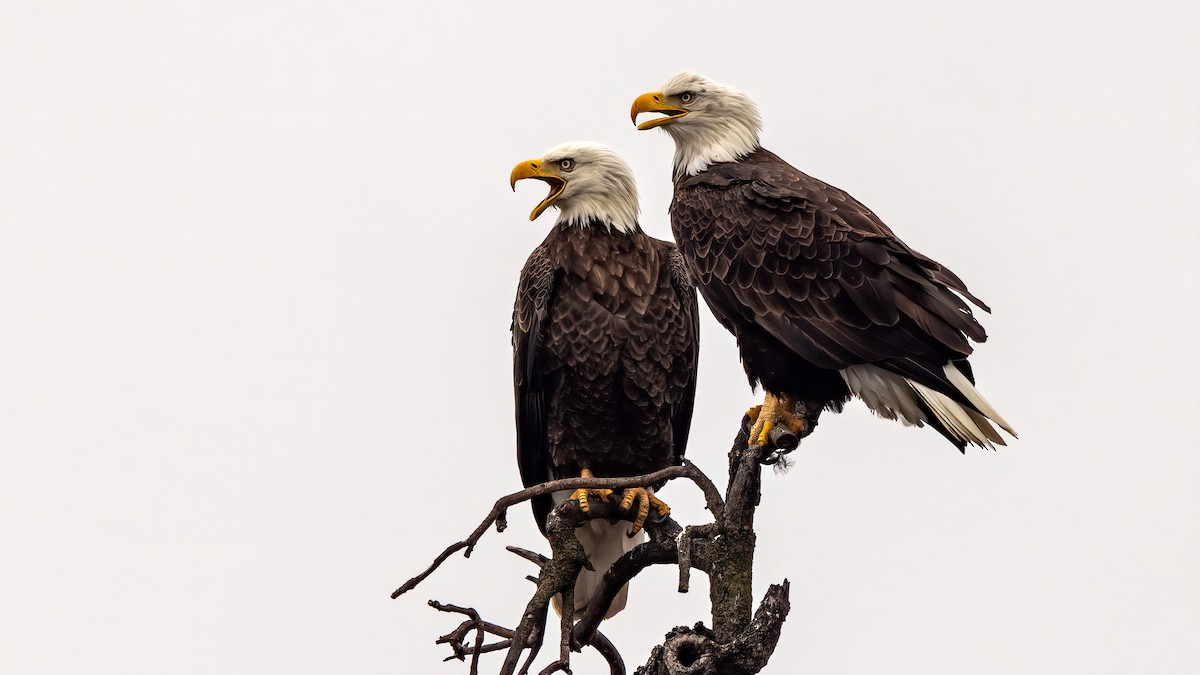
549,491 -> 644,619
943,364 -> 1018,437
840,364 -> 927,426
842,362 -> 1016,449
910,381 -> 976,439
965,408 -> 1007,445
908,379 -> 1005,449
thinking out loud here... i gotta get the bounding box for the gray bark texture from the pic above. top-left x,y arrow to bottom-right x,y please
631,413 -> 814,675
394,405 -> 820,675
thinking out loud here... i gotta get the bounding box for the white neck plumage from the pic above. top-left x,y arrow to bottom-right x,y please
668,118 -> 761,179
555,196 -> 639,235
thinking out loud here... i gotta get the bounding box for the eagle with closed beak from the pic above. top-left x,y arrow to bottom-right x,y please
631,73 -> 1015,452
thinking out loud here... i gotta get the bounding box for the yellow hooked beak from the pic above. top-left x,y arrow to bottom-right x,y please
509,160 -> 567,221
630,91 -> 689,130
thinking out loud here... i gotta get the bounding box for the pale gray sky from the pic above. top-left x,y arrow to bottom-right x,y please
2,1 -> 1198,673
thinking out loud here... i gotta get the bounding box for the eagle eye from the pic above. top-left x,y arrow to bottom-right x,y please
679,92 -> 696,104
559,159 -> 575,171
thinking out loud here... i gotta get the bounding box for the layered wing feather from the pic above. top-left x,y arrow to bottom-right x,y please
511,245 -> 558,534
671,149 -> 992,410
663,243 -> 700,465
512,235 -> 700,534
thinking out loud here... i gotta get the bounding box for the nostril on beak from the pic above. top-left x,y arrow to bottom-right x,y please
654,95 -> 662,102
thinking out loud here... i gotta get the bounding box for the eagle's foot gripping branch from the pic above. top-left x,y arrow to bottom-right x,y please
569,468 -> 614,513
618,487 -> 670,536
747,392 -> 807,454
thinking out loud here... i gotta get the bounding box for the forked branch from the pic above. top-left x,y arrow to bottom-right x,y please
394,405 -> 820,674
391,460 -> 722,601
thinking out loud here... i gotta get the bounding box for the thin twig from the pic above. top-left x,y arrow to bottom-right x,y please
395,542 -> 468,599
588,630 -> 625,675
430,601 -> 518,673
536,661 -> 570,675
470,619 -> 485,674
507,545 -> 550,568
392,463 -> 716,599
680,459 -> 726,519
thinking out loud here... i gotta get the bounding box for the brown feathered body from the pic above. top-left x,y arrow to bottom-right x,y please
512,220 -> 699,532
671,148 -> 1001,450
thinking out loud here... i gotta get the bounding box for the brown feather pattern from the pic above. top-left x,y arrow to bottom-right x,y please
512,220 -> 699,533
670,148 -> 992,420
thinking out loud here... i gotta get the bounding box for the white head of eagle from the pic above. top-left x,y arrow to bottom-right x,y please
509,141 -> 640,234
631,72 -> 763,179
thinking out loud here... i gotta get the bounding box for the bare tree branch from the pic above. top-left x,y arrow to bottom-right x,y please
395,408 -> 820,674
430,601 -> 515,674
570,515 -> 696,649
391,461 -> 720,600
635,581 -> 792,675
588,630 -> 627,675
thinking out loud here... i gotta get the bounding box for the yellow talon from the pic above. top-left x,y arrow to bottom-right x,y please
572,487 -> 590,513
746,405 -> 762,423
569,469 -> 613,514
756,419 -> 774,446
618,487 -> 671,535
748,392 -> 778,448
747,392 -> 807,449
648,492 -> 671,517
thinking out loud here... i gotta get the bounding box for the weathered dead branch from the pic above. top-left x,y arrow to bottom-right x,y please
393,402 -> 821,674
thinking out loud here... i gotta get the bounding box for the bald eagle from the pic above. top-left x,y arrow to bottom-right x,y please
631,73 -> 1015,452
509,142 -> 699,617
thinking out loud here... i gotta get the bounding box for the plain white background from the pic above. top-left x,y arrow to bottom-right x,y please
2,1 -> 1197,673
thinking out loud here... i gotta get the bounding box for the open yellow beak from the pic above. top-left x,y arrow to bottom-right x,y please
509,160 -> 567,221
631,91 -> 689,130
